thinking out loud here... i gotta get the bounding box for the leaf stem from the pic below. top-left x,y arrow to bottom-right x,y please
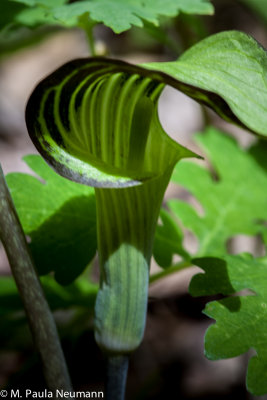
79,15 -> 96,56
149,260 -> 192,284
85,25 -> 96,56
0,165 -> 72,393
106,355 -> 129,400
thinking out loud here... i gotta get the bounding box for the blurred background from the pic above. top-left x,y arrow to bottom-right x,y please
0,0 -> 267,399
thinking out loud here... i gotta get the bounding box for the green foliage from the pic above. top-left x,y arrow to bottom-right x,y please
3,0 -> 213,34
190,254 -> 267,395
163,127 -> 267,395
52,0 -> 214,33
168,127 -> 267,257
1,8 -> 267,391
6,155 -> 97,285
145,30 -> 267,137
152,127 -> 267,396
0,0 -> 27,31
9,31 -> 267,280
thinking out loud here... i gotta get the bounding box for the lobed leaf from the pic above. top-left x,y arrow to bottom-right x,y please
6,155 -> 97,285
53,0 -> 214,33
169,127 -> 267,257
2,0 -> 66,28
3,0 -> 213,33
190,254 -> 267,395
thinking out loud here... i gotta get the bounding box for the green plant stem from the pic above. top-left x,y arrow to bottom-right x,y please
106,355 -> 129,400
79,15 -> 96,56
0,165 -> 72,393
85,25 -> 96,56
149,260 -> 192,284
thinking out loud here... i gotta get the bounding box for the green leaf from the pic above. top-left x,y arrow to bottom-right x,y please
13,1 -> 67,27
144,30 -> 267,137
169,127 -> 267,256
6,155 -> 97,285
0,0 -> 27,30
153,208 -> 189,268
190,254 -> 267,396
1,0 -> 66,30
3,0 -> 213,33
53,0 -> 214,33
14,7 -> 58,27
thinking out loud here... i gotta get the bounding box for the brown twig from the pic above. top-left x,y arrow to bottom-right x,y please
0,165 -> 72,393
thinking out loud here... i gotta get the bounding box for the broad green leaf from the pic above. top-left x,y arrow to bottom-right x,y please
190,254 -> 267,396
6,155 -> 97,285
53,0 -> 214,33
153,208 -> 189,268
144,31 -> 267,137
169,127 -> 267,256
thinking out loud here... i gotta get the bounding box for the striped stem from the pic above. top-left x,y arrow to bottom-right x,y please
94,169 -> 172,354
